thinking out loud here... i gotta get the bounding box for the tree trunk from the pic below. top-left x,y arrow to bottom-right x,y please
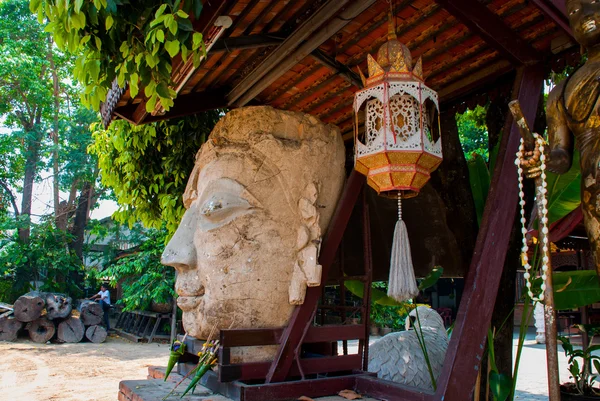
85,325 -> 107,343
57,316 -> 85,343
18,131 -> 42,243
78,300 -> 103,326
48,36 -> 60,224
13,292 -> 45,322
45,293 -> 73,320
27,317 -> 55,343
0,316 -> 22,341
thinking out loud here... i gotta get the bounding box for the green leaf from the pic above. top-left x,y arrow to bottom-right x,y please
155,4 -> 167,19
145,94 -> 158,113
29,0 -> 42,13
74,0 -> 84,13
94,35 -> 102,50
546,150 -> 581,224
532,271 -> 600,310
193,0 -> 203,18
418,266 -> 443,291
467,153 -> 490,226
168,18 -> 178,35
176,10 -> 189,18
156,82 -> 170,99
344,280 -> 404,306
192,32 -> 203,50
156,29 -> 165,43
105,14 -> 114,30
165,40 -> 180,58
129,73 -> 139,98
489,371 -> 512,401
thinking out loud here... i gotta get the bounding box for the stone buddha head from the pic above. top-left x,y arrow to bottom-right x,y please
161,106 -> 345,340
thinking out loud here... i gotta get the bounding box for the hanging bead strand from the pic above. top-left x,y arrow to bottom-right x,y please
514,133 -> 550,302
398,191 -> 402,221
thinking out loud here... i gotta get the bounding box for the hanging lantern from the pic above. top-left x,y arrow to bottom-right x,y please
353,17 -> 442,302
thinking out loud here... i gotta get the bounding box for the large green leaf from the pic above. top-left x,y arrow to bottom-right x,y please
344,280 -> 403,306
489,371 -> 512,401
418,266 -> 443,291
467,153 -> 490,226
545,150 -> 581,224
532,270 -> 600,310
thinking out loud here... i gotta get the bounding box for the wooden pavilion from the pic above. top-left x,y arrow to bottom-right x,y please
105,1 -> 582,400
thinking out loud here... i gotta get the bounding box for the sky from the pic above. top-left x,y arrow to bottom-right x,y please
13,170 -> 119,222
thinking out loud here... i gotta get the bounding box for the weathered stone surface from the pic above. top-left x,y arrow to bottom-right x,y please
161,106 -> 345,344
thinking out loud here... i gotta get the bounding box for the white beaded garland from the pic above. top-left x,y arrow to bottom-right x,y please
515,133 -> 551,303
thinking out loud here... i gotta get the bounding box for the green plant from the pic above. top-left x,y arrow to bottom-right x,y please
31,0 -> 207,112
559,324 -> 600,396
88,112 -> 221,235
96,227 -> 175,311
0,217 -> 85,299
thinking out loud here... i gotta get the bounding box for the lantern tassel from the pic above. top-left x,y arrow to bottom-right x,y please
388,193 -> 419,302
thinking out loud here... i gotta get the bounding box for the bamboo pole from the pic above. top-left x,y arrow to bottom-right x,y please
508,100 -> 560,401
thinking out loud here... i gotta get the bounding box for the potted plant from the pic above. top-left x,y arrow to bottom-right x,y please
559,324 -> 600,400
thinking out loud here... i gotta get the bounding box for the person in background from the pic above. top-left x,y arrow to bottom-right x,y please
89,283 -> 111,330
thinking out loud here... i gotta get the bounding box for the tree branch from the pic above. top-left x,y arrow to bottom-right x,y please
0,180 -> 20,216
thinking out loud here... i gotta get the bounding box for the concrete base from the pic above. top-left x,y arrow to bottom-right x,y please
119,367 -> 230,401
119,366 -> 380,401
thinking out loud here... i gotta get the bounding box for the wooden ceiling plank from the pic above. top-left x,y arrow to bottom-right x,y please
226,0 -> 354,106
530,0 -> 575,40
435,0 -> 541,65
229,0 -> 377,107
426,13 -> 546,83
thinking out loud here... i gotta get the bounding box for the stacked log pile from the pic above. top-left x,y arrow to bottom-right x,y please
0,292 -> 107,343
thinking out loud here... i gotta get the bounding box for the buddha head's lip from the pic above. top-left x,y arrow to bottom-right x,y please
582,18 -> 598,33
177,296 -> 203,311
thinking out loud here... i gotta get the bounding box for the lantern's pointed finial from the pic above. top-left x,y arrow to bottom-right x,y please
388,11 -> 397,41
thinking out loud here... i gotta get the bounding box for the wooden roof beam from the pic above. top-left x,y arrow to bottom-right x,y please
311,49 -> 364,89
210,34 -> 284,54
530,0 -> 575,41
435,0 -> 542,65
227,0 -> 376,108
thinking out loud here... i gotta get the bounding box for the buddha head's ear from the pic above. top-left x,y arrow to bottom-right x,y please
289,182 -> 323,305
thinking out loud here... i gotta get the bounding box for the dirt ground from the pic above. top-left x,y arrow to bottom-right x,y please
0,335 -> 167,401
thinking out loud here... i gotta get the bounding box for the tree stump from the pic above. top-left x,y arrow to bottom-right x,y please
45,293 -> 73,320
78,300 -> 103,326
57,316 -> 85,343
85,325 -> 107,343
0,316 -> 22,341
27,317 -> 55,343
13,293 -> 45,322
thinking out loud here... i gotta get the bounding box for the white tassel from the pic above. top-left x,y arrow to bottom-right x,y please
388,193 -> 419,302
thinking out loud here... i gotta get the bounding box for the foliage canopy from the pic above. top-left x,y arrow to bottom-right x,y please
89,111 -> 222,234
31,0 -> 206,112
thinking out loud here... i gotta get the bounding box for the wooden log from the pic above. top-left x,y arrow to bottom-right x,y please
0,316 -> 22,341
13,292 -> 45,322
78,300 -> 103,326
57,316 -> 85,343
85,325 -> 107,343
27,317 -> 55,343
44,293 -> 73,320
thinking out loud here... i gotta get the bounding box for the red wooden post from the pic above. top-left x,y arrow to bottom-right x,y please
435,64 -> 545,400
266,170 -> 365,383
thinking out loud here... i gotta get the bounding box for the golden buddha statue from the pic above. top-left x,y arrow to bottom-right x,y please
521,0 -> 600,274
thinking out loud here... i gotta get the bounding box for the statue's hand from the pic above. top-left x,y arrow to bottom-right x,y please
517,137 -> 545,179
